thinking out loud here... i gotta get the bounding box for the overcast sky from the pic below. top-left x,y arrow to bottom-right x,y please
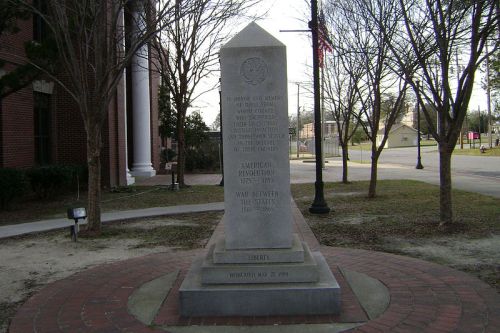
193,0 -> 313,127
193,0 -> 489,127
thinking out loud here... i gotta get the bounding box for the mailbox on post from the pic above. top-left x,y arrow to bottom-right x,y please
67,207 -> 87,241
165,162 -> 179,191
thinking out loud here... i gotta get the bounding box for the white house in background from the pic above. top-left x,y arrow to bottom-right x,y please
377,124 -> 419,148
401,104 -> 417,128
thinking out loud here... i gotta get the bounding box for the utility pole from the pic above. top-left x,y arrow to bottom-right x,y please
455,50 -> 464,149
296,83 -> 300,158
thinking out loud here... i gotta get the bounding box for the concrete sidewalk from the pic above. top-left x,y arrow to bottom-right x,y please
0,202 -> 224,239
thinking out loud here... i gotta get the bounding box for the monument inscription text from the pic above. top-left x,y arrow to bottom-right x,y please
226,95 -> 285,153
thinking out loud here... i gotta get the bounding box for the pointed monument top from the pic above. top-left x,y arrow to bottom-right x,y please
222,22 -> 285,49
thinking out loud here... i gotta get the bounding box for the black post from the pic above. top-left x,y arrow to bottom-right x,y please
478,107 -> 482,146
219,88 -> 224,186
416,81 -> 424,169
308,0 -> 330,214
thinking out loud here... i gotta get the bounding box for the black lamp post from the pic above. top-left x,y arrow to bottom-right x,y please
308,0 -> 330,214
416,81 -> 424,169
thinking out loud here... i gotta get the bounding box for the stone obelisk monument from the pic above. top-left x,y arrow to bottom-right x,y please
179,22 -> 340,317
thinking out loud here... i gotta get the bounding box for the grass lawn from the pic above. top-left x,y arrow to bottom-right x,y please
452,145 -> 500,156
292,180 -> 500,291
292,180 -> 499,243
0,185 -> 224,226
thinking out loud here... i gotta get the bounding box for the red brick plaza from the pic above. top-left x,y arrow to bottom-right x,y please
9,208 -> 500,333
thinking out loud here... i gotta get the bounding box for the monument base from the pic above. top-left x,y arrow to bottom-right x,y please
213,234 -> 305,264
179,251 -> 340,317
202,241 -> 319,284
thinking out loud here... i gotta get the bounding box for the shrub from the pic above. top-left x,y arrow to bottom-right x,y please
67,164 -> 88,190
27,165 -> 78,199
0,168 -> 26,210
160,148 -> 176,163
185,143 -> 220,172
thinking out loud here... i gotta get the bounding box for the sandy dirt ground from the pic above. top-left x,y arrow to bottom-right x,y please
0,221 -> 181,333
1,221 -> 498,333
385,235 -> 500,272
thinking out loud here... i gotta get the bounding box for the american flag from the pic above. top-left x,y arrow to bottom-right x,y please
318,10 -> 333,67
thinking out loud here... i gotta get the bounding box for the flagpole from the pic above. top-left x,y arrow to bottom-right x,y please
309,0 -> 330,214
319,0 -> 326,169
320,0 -> 325,171
321,56 -> 326,169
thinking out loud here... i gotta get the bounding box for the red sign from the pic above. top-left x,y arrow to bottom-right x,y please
468,132 -> 479,140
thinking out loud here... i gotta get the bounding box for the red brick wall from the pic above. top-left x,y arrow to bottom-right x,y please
51,75 -> 87,167
0,15 -> 35,168
1,14 -> 31,65
0,4 -> 159,187
104,89 -> 119,188
1,85 -> 34,168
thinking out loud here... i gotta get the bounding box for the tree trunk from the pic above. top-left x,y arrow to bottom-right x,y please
438,143 -> 453,225
176,114 -> 186,186
368,146 -> 379,198
341,143 -> 349,183
86,131 -> 102,234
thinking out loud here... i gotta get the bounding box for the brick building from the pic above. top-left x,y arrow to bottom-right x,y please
0,1 -> 160,187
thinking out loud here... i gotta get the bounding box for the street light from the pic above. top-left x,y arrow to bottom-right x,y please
416,81 -> 424,169
308,0 -> 330,214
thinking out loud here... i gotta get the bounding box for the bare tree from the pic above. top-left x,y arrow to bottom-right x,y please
327,0 -> 410,198
382,0 -> 499,224
5,0 -> 176,233
151,0 -> 261,187
323,54 -> 364,184
322,4 -> 366,183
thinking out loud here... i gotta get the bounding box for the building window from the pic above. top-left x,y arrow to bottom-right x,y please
34,92 -> 51,165
0,96 -> 3,166
33,0 -> 48,42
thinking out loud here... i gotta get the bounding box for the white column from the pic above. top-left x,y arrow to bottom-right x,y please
123,68 -> 136,184
130,0 -> 155,177
120,8 -> 135,185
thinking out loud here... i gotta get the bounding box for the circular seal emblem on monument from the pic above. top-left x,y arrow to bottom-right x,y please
240,57 -> 268,85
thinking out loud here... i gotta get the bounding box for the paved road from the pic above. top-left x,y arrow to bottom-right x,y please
290,146 -> 500,198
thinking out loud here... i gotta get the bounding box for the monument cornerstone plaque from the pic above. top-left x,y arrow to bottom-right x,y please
179,22 -> 340,317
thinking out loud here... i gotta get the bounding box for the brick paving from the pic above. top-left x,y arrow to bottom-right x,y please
9,205 -> 500,332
